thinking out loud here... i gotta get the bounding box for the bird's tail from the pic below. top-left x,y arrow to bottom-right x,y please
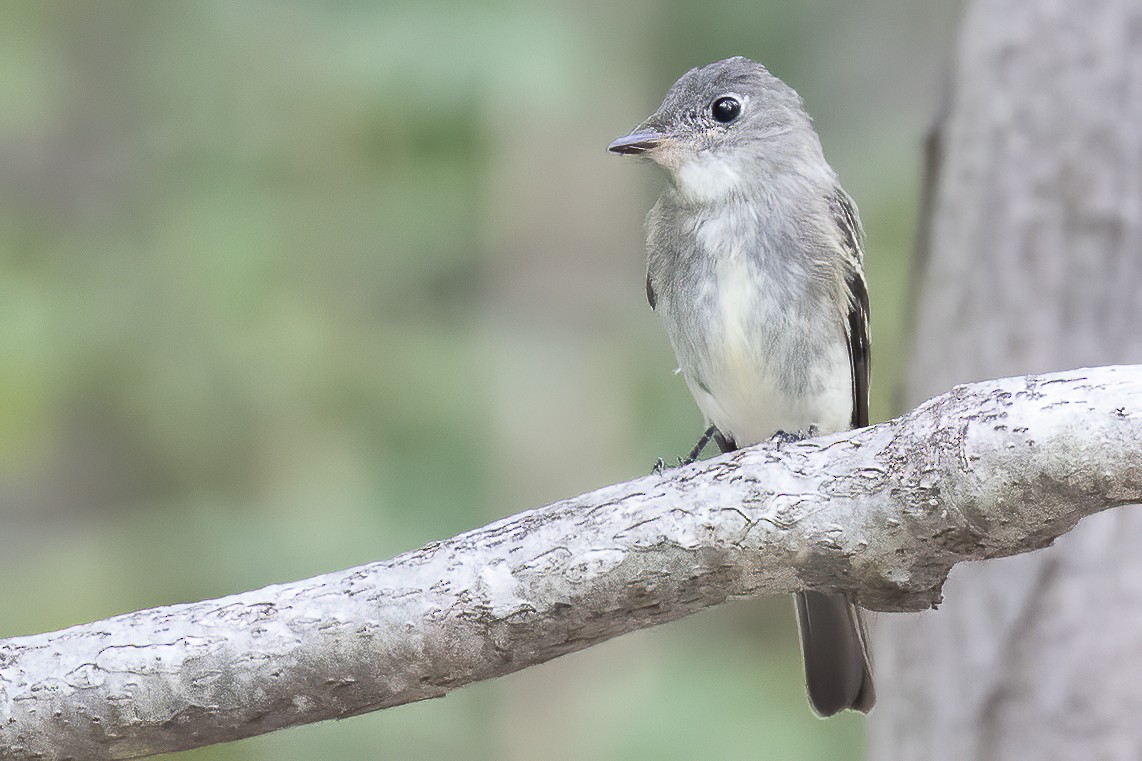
794,590 -> 875,716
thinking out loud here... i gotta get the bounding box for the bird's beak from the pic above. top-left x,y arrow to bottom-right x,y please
607,127 -> 668,156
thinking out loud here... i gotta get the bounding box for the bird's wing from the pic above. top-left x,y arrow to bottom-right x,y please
829,188 -> 870,429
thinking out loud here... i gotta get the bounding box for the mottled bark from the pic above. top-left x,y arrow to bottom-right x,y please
3,367 -> 1142,760
871,1 -> 1142,759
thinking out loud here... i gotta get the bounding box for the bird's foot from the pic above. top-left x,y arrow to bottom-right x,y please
651,425 -> 720,473
651,456 -> 690,474
769,425 -> 820,447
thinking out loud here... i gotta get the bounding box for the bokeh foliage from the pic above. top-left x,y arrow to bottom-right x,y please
0,2 -> 959,758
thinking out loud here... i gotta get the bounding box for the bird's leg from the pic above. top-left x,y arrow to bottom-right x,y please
714,430 -> 737,453
680,424 -> 719,465
651,425 -> 720,474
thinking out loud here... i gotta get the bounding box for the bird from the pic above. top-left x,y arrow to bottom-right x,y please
608,56 -> 874,716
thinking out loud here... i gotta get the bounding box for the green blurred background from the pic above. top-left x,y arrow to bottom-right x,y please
0,2 -> 960,758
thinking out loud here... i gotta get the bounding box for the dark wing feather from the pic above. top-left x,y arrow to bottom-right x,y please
846,271 -> 870,428
829,188 -> 871,429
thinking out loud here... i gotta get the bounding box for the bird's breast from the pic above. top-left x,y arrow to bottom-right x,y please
660,217 -> 852,444
711,253 -> 765,394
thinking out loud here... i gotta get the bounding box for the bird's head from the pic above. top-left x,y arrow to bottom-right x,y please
608,57 -> 822,201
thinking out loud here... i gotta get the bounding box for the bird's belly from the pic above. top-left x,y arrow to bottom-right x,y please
671,259 -> 852,445
688,363 -> 852,447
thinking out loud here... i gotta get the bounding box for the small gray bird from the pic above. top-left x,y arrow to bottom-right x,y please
608,56 -> 874,716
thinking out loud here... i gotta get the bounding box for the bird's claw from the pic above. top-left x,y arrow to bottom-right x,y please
769,425 -> 820,447
653,425 -> 723,473
652,456 -> 693,474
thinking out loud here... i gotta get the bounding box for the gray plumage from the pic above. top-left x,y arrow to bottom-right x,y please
609,56 -> 874,716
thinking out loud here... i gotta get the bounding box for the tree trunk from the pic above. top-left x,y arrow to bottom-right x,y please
870,1 -> 1142,759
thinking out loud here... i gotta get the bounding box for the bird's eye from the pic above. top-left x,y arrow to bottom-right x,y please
711,96 -> 742,123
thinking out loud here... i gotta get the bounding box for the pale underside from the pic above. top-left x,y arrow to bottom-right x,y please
657,154 -> 854,445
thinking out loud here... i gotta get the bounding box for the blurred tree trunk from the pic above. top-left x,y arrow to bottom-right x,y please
870,1 -> 1142,759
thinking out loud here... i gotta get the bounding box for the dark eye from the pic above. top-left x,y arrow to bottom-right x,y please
711,96 -> 741,123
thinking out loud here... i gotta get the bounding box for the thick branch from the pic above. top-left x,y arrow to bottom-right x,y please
3,366 -> 1141,759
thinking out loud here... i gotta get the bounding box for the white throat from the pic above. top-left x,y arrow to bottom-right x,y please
673,153 -> 746,203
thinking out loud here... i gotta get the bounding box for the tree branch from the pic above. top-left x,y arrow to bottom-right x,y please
3,366 -> 1141,760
